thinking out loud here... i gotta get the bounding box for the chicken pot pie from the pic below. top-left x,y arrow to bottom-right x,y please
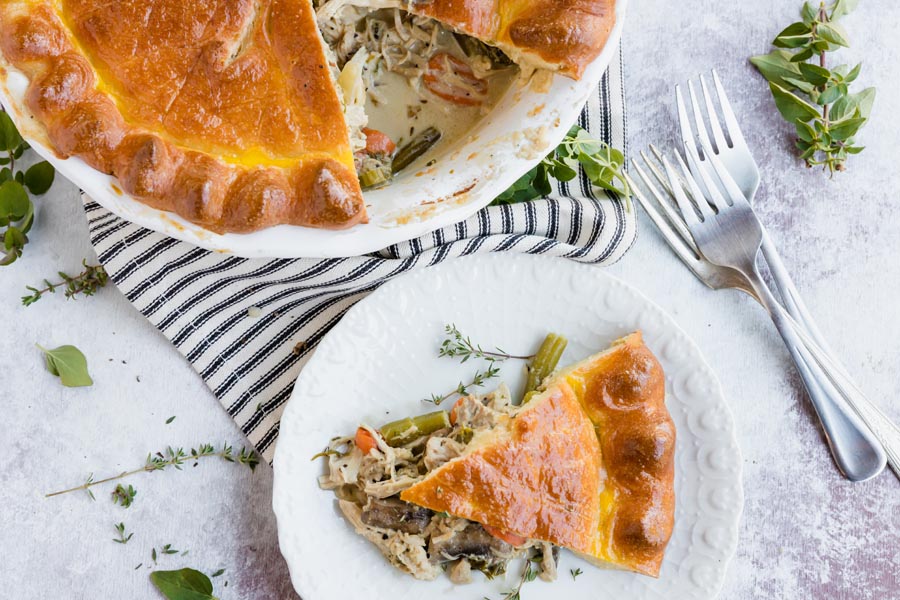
0,0 -> 615,234
318,332 -> 675,583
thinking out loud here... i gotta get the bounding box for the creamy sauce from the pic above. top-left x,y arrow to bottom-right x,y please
318,1 -> 520,176
365,66 -> 518,171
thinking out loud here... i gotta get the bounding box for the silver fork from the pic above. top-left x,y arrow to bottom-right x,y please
641,140 -> 884,481
676,71 -> 900,480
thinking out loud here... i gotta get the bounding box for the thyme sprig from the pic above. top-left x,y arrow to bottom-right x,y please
751,0 -> 874,174
113,522 -> 134,545
45,443 -> 259,499
22,260 -> 109,306
426,325 -> 532,404
424,363 -> 501,405
111,483 -> 137,508
439,324 -> 534,362
488,554 -> 541,600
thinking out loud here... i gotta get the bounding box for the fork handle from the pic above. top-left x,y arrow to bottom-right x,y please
760,231 -> 900,480
745,265 -> 886,481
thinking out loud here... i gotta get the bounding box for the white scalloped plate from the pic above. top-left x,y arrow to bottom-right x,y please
273,252 -> 743,600
0,1 -> 626,258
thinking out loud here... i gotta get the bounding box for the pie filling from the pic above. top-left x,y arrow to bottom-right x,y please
315,0 -> 521,188
319,385 -> 562,582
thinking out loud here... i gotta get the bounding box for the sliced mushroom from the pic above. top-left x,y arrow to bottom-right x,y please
360,497 -> 433,534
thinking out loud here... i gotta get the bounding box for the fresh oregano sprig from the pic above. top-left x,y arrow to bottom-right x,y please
22,260 -> 109,306
45,443 -> 259,499
0,107 -> 56,266
492,125 -> 630,206
751,0 -> 875,174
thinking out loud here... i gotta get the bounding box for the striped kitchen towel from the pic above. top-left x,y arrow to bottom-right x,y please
82,47 -> 633,463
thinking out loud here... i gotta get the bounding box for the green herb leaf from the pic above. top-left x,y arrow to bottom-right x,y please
773,22 -> 812,48
149,568 -> 218,600
797,62 -> 831,86
816,22 -> 850,48
0,111 -> 24,152
831,0 -> 858,20
768,82 -> 820,123
800,1 -> 817,23
0,180 -> 30,221
491,126 -> 628,206
36,344 -> 93,387
830,87 -> 875,121
750,50 -> 804,89
23,161 -> 55,195
828,115 -> 866,141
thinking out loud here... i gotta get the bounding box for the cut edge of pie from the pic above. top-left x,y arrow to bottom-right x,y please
400,331 -> 676,577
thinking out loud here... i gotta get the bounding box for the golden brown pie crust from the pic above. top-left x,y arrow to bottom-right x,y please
401,331 -> 675,577
408,0 -> 617,79
0,0 -> 366,233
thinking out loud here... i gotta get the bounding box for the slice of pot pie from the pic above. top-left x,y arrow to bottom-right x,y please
0,0 -> 616,234
318,331 -> 675,582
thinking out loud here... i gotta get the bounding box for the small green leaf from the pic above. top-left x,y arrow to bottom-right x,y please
768,82 -> 821,123
149,569 -> 218,600
801,1 -> 817,23
782,76 -> 816,94
830,87 -> 875,121
853,87 -> 876,120
843,63 -> 862,83
0,111 -> 24,152
816,85 -> 843,105
772,22 -> 813,48
36,344 -> 93,387
798,63 -> 831,86
828,116 -> 866,141
831,0 -> 858,20
790,47 -> 816,62
4,225 -> 25,252
817,23 -> 850,47
24,161 -> 55,195
0,180 -> 30,221
795,121 -> 817,143
545,157 -> 577,182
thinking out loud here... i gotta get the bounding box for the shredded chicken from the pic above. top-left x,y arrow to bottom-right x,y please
318,385 -> 561,583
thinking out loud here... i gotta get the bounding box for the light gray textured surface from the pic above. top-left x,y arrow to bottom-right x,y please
1,0 -> 898,598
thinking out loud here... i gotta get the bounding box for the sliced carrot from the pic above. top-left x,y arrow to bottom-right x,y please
483,524 -> 527,547
355,427 -> 379,455
423,53 -> 488,107
362,128 -> 396,156
449,397 -> 466,425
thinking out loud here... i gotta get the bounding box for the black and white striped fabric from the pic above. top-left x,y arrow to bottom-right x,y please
82,47 -> 632,463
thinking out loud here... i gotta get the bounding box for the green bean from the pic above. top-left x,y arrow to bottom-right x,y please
523,333 -> 568,398
359,165 -> 391,189
391,127 -> 442,174
380,410 -> 450,447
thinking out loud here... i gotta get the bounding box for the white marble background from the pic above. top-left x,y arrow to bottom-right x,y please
1,0 -> 899,597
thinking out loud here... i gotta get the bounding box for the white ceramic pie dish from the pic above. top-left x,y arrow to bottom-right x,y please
0,0 -> 626,259
273,253 -> 743,600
